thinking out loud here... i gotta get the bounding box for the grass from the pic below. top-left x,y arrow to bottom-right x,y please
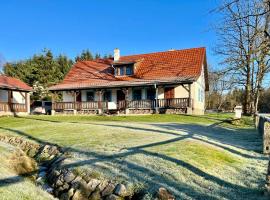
0,113 -> 267,199
0,142 -> 55,200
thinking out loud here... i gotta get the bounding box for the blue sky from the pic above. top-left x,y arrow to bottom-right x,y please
0,0 -> 220,67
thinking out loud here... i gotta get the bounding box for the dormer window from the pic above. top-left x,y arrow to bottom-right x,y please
114,64 -> 134,76
126,66 -> 133,75
120,67 -> 125,76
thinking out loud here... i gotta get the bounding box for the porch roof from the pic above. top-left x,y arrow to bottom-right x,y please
0,75 -> 32,92
49,76 -> 195,91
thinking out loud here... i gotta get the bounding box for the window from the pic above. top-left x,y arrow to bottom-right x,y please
198,88 -> 204,102
133,89 -> 142,100
103,91 -> 112,101
114,64 -> 134,76
147,89 -> 156,100
120,67 -> 124,76
86,91 -> 95,101
126,66 -> 133,75
201,89 -> 204,102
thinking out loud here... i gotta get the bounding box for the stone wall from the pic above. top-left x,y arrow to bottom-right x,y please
255,115 -> 270,154
0,136 -> 131,199
255,115 -> 270,196
0,135 -> 175,200
158,108 -> 186,114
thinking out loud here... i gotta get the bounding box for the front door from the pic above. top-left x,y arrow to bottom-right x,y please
76,91 -> 82,102
117,90 -> 125,101
117,90 -> 126,110
164,87 -> 175,99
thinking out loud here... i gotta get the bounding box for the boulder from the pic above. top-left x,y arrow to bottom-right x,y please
98,180 -> 108,191
105,194 -> 123,200
89,189 -> 101,200
87,179 -> 101,192
48,169 -> 61,184
60,192 -> 71,200
27,148 -> 38,157
82,174 -> 92,182
114,184 -> 127,197
63,171 -> 76,183
77,179 -> 92,197
71,176 -> 83,189
72,189 -> 88,200
156,187 -> 175,200
101,182 -> 116,197
55,177 -> 64,188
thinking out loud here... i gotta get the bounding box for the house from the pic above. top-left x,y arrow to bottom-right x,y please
0,75 -> 32,115
49,47 -> 209,115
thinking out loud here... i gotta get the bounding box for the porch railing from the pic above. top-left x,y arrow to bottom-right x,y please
0,102 -> 27,112
127,100 -> 156,109
53,98 -> 192,111
158,98 -> 191,108
52,101 -> 100,110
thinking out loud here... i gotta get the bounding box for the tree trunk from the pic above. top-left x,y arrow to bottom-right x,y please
244,66 -> 252,115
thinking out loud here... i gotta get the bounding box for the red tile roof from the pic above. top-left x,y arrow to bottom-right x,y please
0,75 -> 32,91
49,47 -> 207,90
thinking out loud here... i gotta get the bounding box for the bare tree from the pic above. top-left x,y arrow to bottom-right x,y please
215,0 -> 270,114
207,69 -> 235,110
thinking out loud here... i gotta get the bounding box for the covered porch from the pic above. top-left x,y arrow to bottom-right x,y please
51,83 -> 193,115
0,89 -> 30,114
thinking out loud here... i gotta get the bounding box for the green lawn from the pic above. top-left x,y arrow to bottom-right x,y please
0,113 -> 267,199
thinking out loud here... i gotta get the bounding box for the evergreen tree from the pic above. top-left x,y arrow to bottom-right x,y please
94,53 -> 101,59
75,49 -> 93,61
3,49 -> 73,100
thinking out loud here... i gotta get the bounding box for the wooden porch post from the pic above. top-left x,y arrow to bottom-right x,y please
51,91 -> 56,115
25,92 -> 28,113
155,84 -> 159,114
97,90 -> 104,114
187,83 -> 192,114
7,90 -> 12,112
73,91 -> 77,115
123,88 -> 129,114
188,84 -> 191,107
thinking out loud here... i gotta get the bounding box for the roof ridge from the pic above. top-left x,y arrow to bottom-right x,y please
120,47 -> 206,58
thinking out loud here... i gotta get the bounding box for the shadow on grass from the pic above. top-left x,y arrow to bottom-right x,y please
0,170 -> 37,187
0,124 -> 266,199
25,116 -> 264,160
16,115 -> 264,154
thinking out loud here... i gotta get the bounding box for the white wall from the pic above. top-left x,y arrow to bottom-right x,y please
174,85 -> 189,98
190,64 -> 205,114
0,90 -> 25,104
63,91 -> 74,102
12,91 -> 25,104
158,87 -> 164,99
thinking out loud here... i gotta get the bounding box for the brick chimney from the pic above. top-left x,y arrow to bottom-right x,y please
114,48 -> 120,61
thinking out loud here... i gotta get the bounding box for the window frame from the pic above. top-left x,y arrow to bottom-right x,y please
114,64 -> 134,76
133,89 -> 142,100
86,91 -> 95,101
119,67 -> 125,76
103,91 -> 112,102
126,66 -> 133,75
146,88 -> 156,100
